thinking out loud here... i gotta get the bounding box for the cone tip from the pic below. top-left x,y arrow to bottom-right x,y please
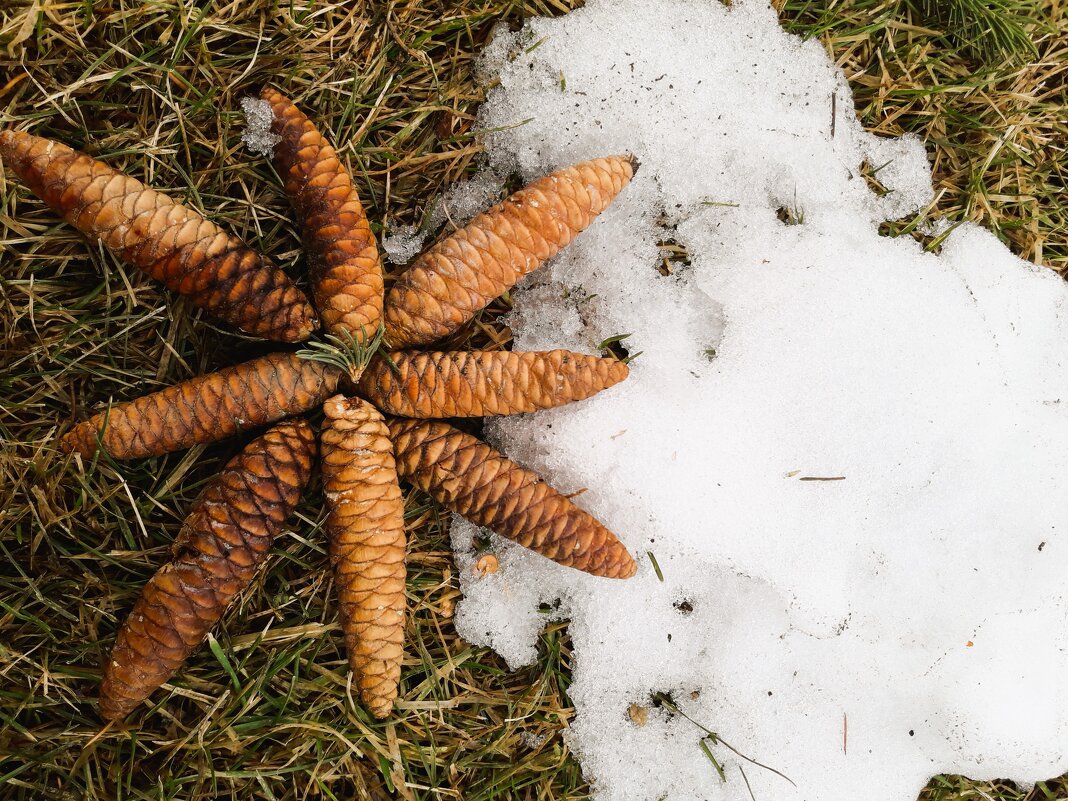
366,694 -> 395,719
59,425 -> 93,458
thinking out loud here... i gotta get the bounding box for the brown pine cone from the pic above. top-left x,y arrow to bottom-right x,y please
261,89 -> 384,340
0,129 -> 318,342
384,155 -> 637,348
321,396 -> 407,718
99,420 -> 316,720
61,352 -> 341,459
388,419 -> 636,578
358,349 -> 628,418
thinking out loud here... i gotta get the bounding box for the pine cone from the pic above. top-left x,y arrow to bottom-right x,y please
321,396 -> 407,718
358,349 -> 628,418
388,418 -> 636,578
384,155 -> 637,348
99,420 -> 316,720
0,130 -> 318,341
61,352 -> 340,459
261,88 -> 384,340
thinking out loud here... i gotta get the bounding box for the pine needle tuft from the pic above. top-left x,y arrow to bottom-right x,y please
908,0 -> 1040,62
297,325 -> 388,384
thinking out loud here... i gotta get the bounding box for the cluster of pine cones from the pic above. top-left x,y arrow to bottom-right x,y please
0,88 -> 638,721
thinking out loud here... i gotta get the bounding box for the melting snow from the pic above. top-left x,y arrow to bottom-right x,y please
451,1 -> 1068,799
382,171 -> 506,264
240,96 -> 280,157
381,223 -> 426,265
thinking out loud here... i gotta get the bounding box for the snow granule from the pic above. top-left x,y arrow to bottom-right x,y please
452,1 -> 1068,800
381,223 -> 426,265
520,730 -> 550,750
240,96 -> 280,157
433,170 -> 506,229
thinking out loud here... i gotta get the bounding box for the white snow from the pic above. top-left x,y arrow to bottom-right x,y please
240,96 -> 280,157
452,1 -> 1068,799
381,223 -> 426,265
382,171 -> 506,264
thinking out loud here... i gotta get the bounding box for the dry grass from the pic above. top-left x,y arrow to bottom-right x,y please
779,0 -> 1067,269
0,1 -> 1065,799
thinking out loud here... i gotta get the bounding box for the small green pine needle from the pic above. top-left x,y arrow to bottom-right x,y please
909,0 -> 1039,62
296,324 -> 388,383
647,551 -> 664,582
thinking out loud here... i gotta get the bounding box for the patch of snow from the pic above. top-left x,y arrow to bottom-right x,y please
520,730 -> 550,749
381,223 -> 426,265
240,96 -> 280,157
382,172 -> 506,265
434,169 -> 507,230
453,1 -> 1068,800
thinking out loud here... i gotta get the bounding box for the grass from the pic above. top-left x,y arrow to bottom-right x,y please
0,0 -> 1065,799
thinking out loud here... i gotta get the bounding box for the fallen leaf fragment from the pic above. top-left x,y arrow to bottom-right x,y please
99,420 -> 316,720
358,349 -> 629,417
320,395 -> 407,719
0,130 -> 318,341
628,703 -> 649,726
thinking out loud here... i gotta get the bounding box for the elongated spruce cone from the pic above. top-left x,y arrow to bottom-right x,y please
321,396 -> 406,718
388,419 -> 636,578
358,349 -> 628,418
261,89 -> 384,338
61,352 -> 341,459
384,155 -> 637,349
0,130 -> 318,341
99,420 -> 316,720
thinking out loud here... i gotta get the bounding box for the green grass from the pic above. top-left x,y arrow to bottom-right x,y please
1,1 -> 1066,799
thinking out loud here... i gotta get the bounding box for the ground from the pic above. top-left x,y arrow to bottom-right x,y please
0,1 -> 1065,799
